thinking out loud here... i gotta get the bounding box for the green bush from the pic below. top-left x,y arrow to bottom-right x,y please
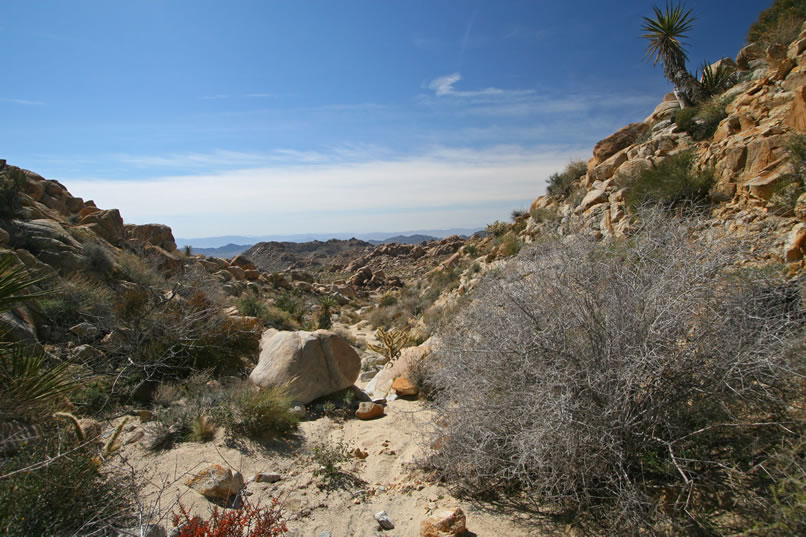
624,150 -> 714,209
530,206 -> 560,223
747,0 -> 806,47
497,234 -> 522,257
39,276 -> 115,331
236,293 -> 269,319
0,428 -> 131,536
0,168 -> 24,219
674,97 -> 727,141
213,384 -> 298,440
82,242 -> 115,277
309,439 -> 351,489
274,293 -> 304,322
485,220 -> 509,237
546,160 -> 588,200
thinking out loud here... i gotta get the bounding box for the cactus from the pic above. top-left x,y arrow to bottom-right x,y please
54,411 -> 85,442
367,326 -> 411,363
102,416 -> 129,456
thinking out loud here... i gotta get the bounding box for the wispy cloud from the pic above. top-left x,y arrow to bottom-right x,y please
114,143 -> 396,170
67,145 -> 582,236
0,97 -> 45,106
427,73 -> 533,98
247,93 -> 274,98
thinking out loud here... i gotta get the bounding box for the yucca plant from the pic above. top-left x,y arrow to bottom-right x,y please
0,253 -> 74,422
699,60 -> 738,97
642,2 -> 705,107
317,295 -> 337,329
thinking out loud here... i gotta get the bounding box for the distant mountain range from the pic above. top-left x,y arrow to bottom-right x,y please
178,228 -> 481,255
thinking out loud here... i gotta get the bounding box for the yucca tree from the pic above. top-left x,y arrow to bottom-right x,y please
642,2 -> 705,108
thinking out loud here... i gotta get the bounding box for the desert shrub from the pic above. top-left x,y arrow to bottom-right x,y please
212,384 -> 298,440
463,243 -> 480,257
379,291 -> 398,307
172,499 -> 287,537
0,427 -> 131,536
236,293 -> 269,320
674,96 -> 728,141
748,0 -> 806,47
511,208 -> 526,220
70,375 -> 116,415
424,211 -> 805,535
546,160 -> 588,200
117,250 -> 164,288
309,439 -> 351,489
274,293 -> 304,323
82,241 -> 115,277
153,382 -> 182,407
261,305 -> 299,331
189,415 -> 216,443
530,206 -> 560,223
624,150 -> 714,210
38,275 -> 116,331
497,234 -> 521,257
485,220 -> 509,237
108,278 -> 259,387
0,168 -> 24,219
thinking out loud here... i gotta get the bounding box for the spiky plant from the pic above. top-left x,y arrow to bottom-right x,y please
699,60 -> 737,97
0,254 -> 74,422
642,2 -> 705,107
367,326 -> 411,363
317,295 -> 337,329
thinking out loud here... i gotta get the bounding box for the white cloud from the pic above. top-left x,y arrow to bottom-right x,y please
66,146 -> 584,237
426,73 -> 532,98
0,97 -> 45,106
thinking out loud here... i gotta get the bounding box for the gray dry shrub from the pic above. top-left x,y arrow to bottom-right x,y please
424,210 -> 805,535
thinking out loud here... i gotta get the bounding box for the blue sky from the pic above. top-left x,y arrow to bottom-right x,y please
1,0 -> 766,238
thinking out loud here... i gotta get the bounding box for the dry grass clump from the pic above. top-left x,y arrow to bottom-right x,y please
424,210 -> 805,535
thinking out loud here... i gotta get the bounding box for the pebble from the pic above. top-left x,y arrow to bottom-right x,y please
375,510 -> 395,530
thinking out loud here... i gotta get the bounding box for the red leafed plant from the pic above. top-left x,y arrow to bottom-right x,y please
172,499 -> 287,537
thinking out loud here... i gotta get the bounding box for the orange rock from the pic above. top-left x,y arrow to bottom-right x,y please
392,377 -> 418,397
420,507 -> 467,537
355,402 -> 384,420
185,464 -> 244,500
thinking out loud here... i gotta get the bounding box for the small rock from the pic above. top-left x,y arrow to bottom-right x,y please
351,447 -> 369,459
289,405 -> 306,419
355,401 -> 384,420
392,376 -> 418,396
420,507 -> 467,537
375,510 -> 395,530
252,472 -> 282,483
317,532 -> 332,537
185,464 -> 244,500
69,322 -> 100,339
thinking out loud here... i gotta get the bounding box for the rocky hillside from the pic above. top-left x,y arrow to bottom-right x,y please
519,28 -> 806,269
244,238 -> 374,272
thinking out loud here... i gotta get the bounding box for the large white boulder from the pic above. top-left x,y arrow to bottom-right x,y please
249,329 -> 360,403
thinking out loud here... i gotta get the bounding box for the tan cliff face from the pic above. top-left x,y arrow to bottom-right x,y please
526,22 -> 806,271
